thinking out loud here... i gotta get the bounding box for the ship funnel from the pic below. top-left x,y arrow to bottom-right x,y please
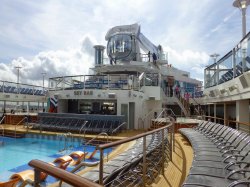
93,45 -> 105,65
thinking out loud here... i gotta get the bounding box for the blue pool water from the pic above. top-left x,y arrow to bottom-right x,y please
0,136 -> 111,182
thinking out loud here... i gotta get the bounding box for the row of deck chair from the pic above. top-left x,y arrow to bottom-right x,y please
65,134 -> 159,186
0,85 -> 45,95
32,116 -> 124,135
179,121 -> 250,187
106,129 -> 170,187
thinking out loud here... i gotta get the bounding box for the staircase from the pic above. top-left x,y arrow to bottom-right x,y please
174,96 -> 190,117
161,89 -> 190,117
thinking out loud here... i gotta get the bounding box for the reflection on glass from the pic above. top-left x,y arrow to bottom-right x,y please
107,34 -> 134,61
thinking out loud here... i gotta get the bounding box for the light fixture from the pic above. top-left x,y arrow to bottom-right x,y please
228,84 -> 238,92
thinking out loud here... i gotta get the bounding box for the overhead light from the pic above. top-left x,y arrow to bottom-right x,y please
220,88 -> 228,94
241,0 -> 247,8
228,84 -> 238,92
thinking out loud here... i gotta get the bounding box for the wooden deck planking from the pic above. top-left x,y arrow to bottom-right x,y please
151,133 -> 193,187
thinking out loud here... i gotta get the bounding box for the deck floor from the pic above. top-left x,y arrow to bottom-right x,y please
151,133 -> 193,187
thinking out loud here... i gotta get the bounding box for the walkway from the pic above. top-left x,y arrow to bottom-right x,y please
151,133 -> 193,187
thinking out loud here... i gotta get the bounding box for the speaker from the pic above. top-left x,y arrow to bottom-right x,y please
239,71 -> 250,89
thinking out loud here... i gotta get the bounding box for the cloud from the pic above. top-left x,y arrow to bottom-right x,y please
164,46 -> 210,80
0,36 -> 95,86
0,0 -> 246,85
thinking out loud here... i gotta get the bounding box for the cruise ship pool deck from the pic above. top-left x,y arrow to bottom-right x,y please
0,121 -> 194,187
2,117 -> 249,187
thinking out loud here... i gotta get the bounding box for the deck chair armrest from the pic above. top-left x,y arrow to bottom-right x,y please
216,141 -> 227,147
222,149 -> 240,157
227,169 -> 250,179
219,145 -> 235,152
223,155 -> 236,163
225,161 -> 237,170
227,179 -> 250,187
225,161 -> 250,170
223,154 -> 244,162
182,182 -> 212,187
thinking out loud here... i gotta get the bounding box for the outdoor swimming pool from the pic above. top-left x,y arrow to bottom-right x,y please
0,134 -> 111,182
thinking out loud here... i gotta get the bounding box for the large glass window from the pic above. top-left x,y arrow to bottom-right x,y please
107,34 -> 133,60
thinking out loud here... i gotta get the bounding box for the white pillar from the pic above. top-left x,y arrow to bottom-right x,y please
236,100 -> 249,131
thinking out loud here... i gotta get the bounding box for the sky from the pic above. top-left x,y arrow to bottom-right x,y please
0,0 -> 249,86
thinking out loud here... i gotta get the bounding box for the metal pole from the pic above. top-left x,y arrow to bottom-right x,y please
41,72 -> 46,110
15,66 -> 22,94
99,149 -> 104,185
242,8 -> 247,38
34,168 -> 41,186
233,0 -> 250,37
161,130 -> 165,175
143,136 -> 146,187
169,126 -> 173,161
173,121 -> 175,152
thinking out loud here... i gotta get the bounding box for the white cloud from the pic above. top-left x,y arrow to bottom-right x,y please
0,36 -> 95,86
164,46 -> 210,80
0,0 -> 247,85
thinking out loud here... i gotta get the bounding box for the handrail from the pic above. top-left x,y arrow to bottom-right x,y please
84,132 -> 109,161
0,116 -> 5,139
79,120 -> 88,134
111,122 -> 126,135
98,123 -> 172,150
14,117 -> 27,138
97,117 -> 175,185
204,115 -> 250,134
0,115 -> 6,124
85,132 -> 109,146
204,115 -> 250,127
153,108 -> 176,129
141,107 -> 176,130
28,160 -> 101,187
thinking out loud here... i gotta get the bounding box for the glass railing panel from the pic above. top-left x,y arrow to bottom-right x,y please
244,37 -> 250,71
235,48 -> 243,77
204,64 -> 217,88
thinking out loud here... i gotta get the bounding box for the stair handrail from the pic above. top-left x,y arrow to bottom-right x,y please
14,117 -> 28,138
111,122 -> 126,135
79,120 -> 88,134
154,108 -> 175,129
84,132 -> 109,161
0,116 -> 5,139
141,107 -> 176,130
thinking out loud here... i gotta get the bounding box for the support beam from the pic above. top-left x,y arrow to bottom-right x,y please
236,100 -> 249,131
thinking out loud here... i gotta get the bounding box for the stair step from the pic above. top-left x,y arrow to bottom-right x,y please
0,131 -> 25,138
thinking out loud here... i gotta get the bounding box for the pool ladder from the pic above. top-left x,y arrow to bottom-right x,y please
83,132 -> 109,161
57,132 -> 74,154
0,116 -> 5,145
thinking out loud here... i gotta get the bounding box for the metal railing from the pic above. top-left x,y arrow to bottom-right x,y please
28,160 -> 102,187
84,132 -> 109,161
204,115 -> 250,134
0,116 -> 6,139
57,132 -> 74,153
204,31 -> 250,88
141,107 -> 176,130
14,117 -> 27,138
27,118 -> 175,186
111,122 -> 126,135
97,117 -> 175,185
79,120 -> 88,134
